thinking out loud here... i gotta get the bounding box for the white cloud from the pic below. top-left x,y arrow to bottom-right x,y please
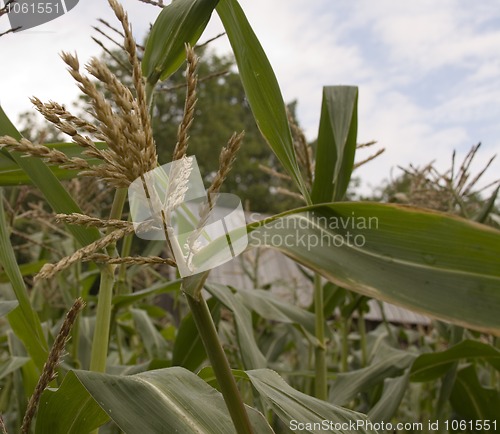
1,0 -> 498,197
0,0 -> 160,119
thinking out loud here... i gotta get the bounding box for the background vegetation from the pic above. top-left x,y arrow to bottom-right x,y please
0,0 -> 499,433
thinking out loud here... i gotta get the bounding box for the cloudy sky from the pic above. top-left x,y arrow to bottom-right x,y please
1,0 -> 499,196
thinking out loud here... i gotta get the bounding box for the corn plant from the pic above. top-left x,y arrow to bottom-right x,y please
0,0 -> 499,433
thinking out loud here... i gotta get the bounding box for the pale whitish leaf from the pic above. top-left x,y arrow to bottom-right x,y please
368,369 -> 411,422
0,356 -> 30,380
247,369 -> 378,434
205,283 -> 266,369
0,300 -> 18,317
329,345 -> 416,405
233,287 -> 318,344
131,308 -> 169,359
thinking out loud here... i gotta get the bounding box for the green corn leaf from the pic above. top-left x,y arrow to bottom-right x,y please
234,286 -> 317,339
131,308 -> 169,360
475,185 -> 499,223
320,283 -> 348,317
48,368 -> 274,434
217,0 -> 309,200
311,86 -> 358,203
0,356 -> 30,380
197,366 -> 248,390
142,0 -> 219,86
36,371 -> 110,434
112,279 -> 181,310
205,283 -> 267,369
368,369 -> 411,423
245,202 -> 500,334
329,343 -> 416,405
450,365 -> 500,421
7,332 -> 41,412
172,297 -> 219,371
0,260 -> 47,282
410,340 -> 500,382
1,190 -> 48,371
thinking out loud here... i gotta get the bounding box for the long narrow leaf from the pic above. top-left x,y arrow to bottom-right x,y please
450,365 -> 500,421
411,340 -> 500,382
217,0 -> 309,200
368,369 -> 411,423
475,185 -> 499,223
234,287 -> 317,339
172,297 -> 219,371
0,190 -> 48,371
247,369 -> 377,434
329,344 -> 416,405
0,356 -> 30,380
246,202 -> 500,334
36,371 -> 110,434
7,333 -> 40,413
0,260 -> 47,282
131,308 -> 169,360
0,300 -> 18,317
112,279 -> 181,310
311,86 -> 358,202
205,283 -> 266,369
73,367 -> 274,434
142,0 -> 219,85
